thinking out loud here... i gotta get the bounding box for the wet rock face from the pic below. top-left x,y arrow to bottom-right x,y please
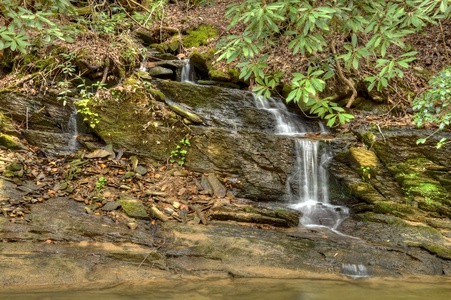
85,79 -> 305,201
0,92 -> 88,154
329,128 -> 451,221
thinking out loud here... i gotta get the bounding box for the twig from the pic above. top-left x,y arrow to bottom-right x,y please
94,65 -> 109,98
137,236 -> 166,270
100,65 -> 109,86
376,124 -> 386,143
331,41 -> 357,108
137,249 -> 157,270
126,0 -> 152,14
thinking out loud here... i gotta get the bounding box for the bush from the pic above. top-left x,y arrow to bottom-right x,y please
0,0 -> 75,53
413,66 -> 451,148
216,0 -> 451,126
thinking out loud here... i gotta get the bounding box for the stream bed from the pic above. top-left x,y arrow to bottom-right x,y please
1,277 -> 451,300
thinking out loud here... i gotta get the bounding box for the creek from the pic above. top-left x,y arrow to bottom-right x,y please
1,57 -> 451,292
1,278 -> 451,300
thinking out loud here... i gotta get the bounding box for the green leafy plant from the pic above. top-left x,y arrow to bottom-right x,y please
56,81 -> 72,107
216,0 -> 451,127
170,138 -> 191,166
131,0 -> 167,28
413,66 -> 451,148
73,79 -> 106,128
96,176 -> 107,191
0,0 -> 75,53
360,166 -> 372,180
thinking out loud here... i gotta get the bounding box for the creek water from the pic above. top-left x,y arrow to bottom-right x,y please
65,106 -> 80,152
253,95 -> 349,229
1,278 -> 450,300
181,59 -> 195,83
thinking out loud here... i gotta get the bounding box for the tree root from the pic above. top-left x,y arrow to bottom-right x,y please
331,41 -> 358,108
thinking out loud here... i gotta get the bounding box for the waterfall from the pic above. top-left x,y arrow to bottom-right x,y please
66,106 -> 80,152
180,59 -> 195,83
254,95 -> 349,229
341,263 -> 369,278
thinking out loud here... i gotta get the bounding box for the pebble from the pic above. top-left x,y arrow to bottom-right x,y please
127,222 -> 138,230
102,201 -> 121,211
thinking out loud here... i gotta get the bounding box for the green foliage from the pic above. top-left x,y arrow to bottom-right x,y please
216,0 -> 451,127
413,66 -> 451,148
96,176 -> 107,191
73,80 -> 105,128
170,138 -> 191,166
0,0 -> 75,53
132,0 -> 167,28
79,7 -> 132,34
360,166 -> 372,180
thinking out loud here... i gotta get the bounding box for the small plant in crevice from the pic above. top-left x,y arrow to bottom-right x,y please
93,176 -> 107,203
75,98 -> 100,128
360,166 -> 372,180
170,138 -> 191,166
74,79 -> 107,128
96,176 -> 107,191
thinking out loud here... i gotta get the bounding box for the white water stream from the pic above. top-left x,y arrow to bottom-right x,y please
66,106 -> 79,152
179,60 -> 348,229
254,95 -> 349,229
181,59 -> 195,83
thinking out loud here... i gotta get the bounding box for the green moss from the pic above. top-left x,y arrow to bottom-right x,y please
183,24 -> 218,48
0,134 -> 23,150
360,131 -> 377,148
168,35 -> 182,52
417,243 -> 451,260
0,112 -> 15,134
119,199 -> 149,219
388,158 -> 451,216
208,68 -> 231,81
22,53 -> 55,71
410,182 -> 441,195
228,68 -> 240,82
374,201 -> 414,215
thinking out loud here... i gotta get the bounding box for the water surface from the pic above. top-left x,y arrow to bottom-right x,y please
1,278 -> 450,300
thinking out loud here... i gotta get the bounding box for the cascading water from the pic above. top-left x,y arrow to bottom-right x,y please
254,95 -> 349,229
180,59 -> 195,83
65,106 -> 81,152
341,263 -> 369,278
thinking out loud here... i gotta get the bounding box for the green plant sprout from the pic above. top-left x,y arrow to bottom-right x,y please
170,138 -> 191,166
96,176 -> 107,191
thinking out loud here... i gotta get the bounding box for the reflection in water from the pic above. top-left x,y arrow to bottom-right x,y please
1,278 -> 451,300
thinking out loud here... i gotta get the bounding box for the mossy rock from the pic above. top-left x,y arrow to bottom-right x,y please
190,49 -> 216,77
0,134 -> 24,150
426,218 -> 451,230
349,147 -> 383,177
358,212 -> 444,243
414,243 -> 451,260
151,35 -> 182,54
347,182 -> 386,204
120,198 -> 149,219
386,158 -> 451,217
183,24 -> 218,48
208,68 -> 231,81
356,212 -> 407,226
374,201 -> 415,215
0,112 -> 16,135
